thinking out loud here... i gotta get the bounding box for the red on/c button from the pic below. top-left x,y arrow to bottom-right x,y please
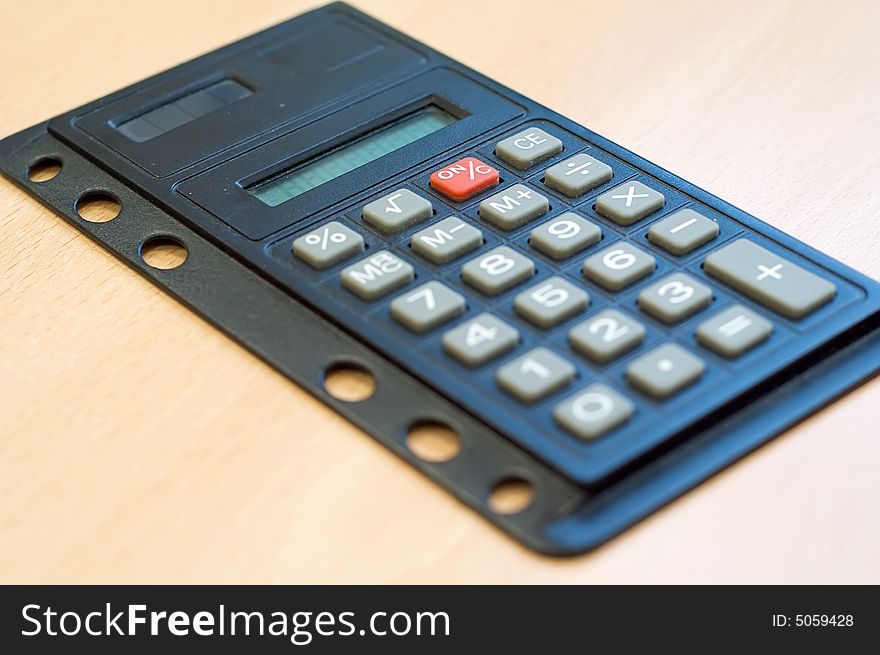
429,157 -> 500,202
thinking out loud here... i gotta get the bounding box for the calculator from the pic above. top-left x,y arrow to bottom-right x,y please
2,2 -> 878,555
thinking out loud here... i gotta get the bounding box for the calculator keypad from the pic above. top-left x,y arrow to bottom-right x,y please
390,281 -> 466,333
363,189 -> 433,234
277,121 -> 848,475
704,239 -> 836,319
411,216 -> 482,263
341,250 -> 414,299
479,184 -> 549,230
442,313 -> 519,367
595,181 -> 666,226
497,347 -> 575,403
544,153 -> 613,197
582,242 -> 656,291
696,305 -> 773,358
514,276 -> 589,329
462,246 -> 535,295
529,213 -> 601,260
648,208 -> 719,255
494,127 -> 562,169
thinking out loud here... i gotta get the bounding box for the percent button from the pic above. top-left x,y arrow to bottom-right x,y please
293,221 -> 365,269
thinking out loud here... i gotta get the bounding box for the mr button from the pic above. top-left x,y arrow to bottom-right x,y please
430,157 -> 499,201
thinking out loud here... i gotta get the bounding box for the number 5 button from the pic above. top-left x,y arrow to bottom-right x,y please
514,276 -> 589,328
390,281 -> 466,333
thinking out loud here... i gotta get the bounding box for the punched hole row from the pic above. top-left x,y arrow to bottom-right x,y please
321,361 -> 535,515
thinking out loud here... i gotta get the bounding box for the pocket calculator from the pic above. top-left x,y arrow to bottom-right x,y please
2,2 -> 879,555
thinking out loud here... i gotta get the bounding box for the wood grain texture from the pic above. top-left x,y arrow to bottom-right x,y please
1,0 -> 878,583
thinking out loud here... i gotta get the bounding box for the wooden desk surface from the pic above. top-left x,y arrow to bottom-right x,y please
2,0 -> 879,583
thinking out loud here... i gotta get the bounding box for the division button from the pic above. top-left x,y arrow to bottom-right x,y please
529,212 -> 601,260
410,216 -> 482,264
543,153 -> 613,198
462,246 -> 535,295
340,250 -> 414,300
626,343 -> 705,399
582,242 -> 656,291
479,184 -> 549,230
703,239 -> 836,319
430,157 -> 500,201
443,313 -> 519,367
554,384 -> 635,440
569,309 -> 646,364
595,181 -> 665,226
497,347 -> 576,403
696,305 -> 773,358
514,276 -> 589,328
637,272 -> 713,324
648,208 -> 719,255
494,127 -> 563,170
390,281 -> 466,333
362,189 -> 433,234
292,221 -> 364,269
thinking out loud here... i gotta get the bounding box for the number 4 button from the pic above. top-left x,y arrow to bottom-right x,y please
443,314 -> 520,367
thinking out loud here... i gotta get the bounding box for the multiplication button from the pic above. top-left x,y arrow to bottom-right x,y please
530,213 -> 601,260
696,305 -> 773,358
410,217 -> 482,264
443,313 -> 519,367
626,344 -> 705,399
362,189 -> 433,234
554,384 -> 635,440
497,347 -> 575,403
704,239 -> 836,319
479,184 -> 549,230
292,221 -> 364,269
494,127 -> 563,170
543,153 -> 613,198
390,281 -> 465,333
595,181 -> 665,226
341,250 -> 414,300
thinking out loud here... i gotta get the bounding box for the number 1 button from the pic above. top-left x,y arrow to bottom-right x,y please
497,347 -> 575,403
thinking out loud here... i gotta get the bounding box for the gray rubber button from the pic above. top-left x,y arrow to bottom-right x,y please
626,343 -> 705,399
390,281 -> 466,333
340,250 -> 414,300
530,212 -> 601,260
292,221 -> 364,269
497,347 -> 576,403
582,242 -> 656,291
703,239 -> 836,319
514,276 -> 589,328
648,208 -> 719,255
462,246 -> 535,295
544,153 -> 613,197
494,127 -> 563,170
479,184 -> 549,230
696,305 -> 773,358
554,384 -> 635,439
443,313 -> 519,367
569,309 -> 646,363
637,272 -> 713,324
362,189 -> 433,234
411,216 -> 482,264
595,181 -> 665,226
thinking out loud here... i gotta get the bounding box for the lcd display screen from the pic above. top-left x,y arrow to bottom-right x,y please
248,105 -> 458,206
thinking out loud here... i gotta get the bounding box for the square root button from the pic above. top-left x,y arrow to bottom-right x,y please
363,189 -> 433,234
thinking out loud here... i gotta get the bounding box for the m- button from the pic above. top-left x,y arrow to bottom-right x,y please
430,157 -> 499,201
704,239 -> 836,319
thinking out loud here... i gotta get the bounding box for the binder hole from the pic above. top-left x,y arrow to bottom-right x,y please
141,236 -> 188,270
489,478 -> 534,515
406,421 -> 461,463
27,157 -> 62,182
76,192 -> 121,223
323,363 -> 376,402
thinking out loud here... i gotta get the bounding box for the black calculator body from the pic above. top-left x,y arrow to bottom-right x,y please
2,2 -> 878,554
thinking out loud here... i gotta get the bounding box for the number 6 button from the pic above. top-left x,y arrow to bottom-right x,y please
582,242 -> 656,291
